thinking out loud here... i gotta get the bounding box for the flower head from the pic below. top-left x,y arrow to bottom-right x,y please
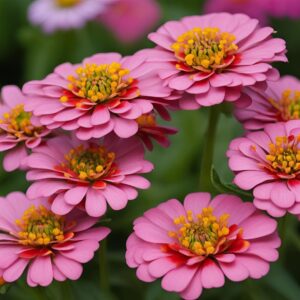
99,0 -> 161,44
0,192 -> 110,286
25,134 -> 153,217
235,76 -> 300,130
28,0 -> 115,33
0,85 -> 50,171
126,192 -> 279,300
146,13 -> 287,109
23,52 -> 171,140
136,104 -> 178,150
204,0 -> 270,24
227,120 -> 300,217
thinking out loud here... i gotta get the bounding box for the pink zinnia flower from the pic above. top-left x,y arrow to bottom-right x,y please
235,76 -> 300,130
146,13 -> 287,109
136,104 -> 178,150
99,0 -> 161,44
0,191 -> 110,286
266,0 -> 300,20
26,134 -> 153,217
126,192 -> 279,300
204,0 -> 269,24
0,85 -> 50,172
28,0 -> 115,33
227,120 -> 300,217
23,52 -> 171,140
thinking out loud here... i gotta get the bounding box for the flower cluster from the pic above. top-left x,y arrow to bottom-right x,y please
1,10 -> 297,300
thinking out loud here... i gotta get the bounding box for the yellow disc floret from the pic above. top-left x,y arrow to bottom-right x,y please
136,113 -> 156,127
168,207 -> 230,256
172,27 -> 238,72
55,0 -> 80,8
64,62 -> 134,103
0,104 -> 43,138
59,144 -> 116,181
16,205 -> 65,246
266,135 -> 300,175
269,89 -> 300,121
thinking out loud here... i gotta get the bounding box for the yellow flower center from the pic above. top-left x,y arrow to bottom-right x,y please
136,113 -> 156,127
172,27 -> 238,72
55,0 -> 80,8
62,62 -> 134,104
16,205 -> 65,247
269,89 -> 300,121
59,144 -> 116,181
168,207 -> 230,256
266,135 -> 300,175
0,104 -> 43,138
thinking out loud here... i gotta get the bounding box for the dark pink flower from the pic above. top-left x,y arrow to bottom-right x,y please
99,0 -> 161,44
136,104 -> 178,150
146,13 -> 287,109
0,192 -> 110,286
26,134 -> 153,217
23,52 -> 171,140
235,76 -> 300,130
227,121 -> 300,217
126,192 -> 279,300
0,85 -> 50,172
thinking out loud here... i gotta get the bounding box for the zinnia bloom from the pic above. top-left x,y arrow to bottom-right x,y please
23,52 -> 171,140
235,76 -> 300,130
136,105 -> 178,150
26,134 -> 153,217
0,85 -> 50,172
146,13 -> 287,109
28,0 -> 115,33
204,0 -> 269,24
227,120 -> 300,217
266,0 -> 300,20
0,192 -> 110,286
99,0 -> 161,44
126,192 -> 279,300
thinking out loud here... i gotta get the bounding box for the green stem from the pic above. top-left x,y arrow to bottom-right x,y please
99,239 -> 110,293
279,215 -> 289,259
199,106 -> 221,192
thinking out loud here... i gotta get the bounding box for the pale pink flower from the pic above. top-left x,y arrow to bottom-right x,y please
25,134 -> 153,217
0,85 -> 50,172
23,52 -> 171,140
204,0 -> 269,24
99,0 -> 161,44
227,121 -> 300,217
126,192 -> 279,300
235,76 -> 300,130
0,192 -> 110,286
146,13 -> 287,110
28,0 -> 115,33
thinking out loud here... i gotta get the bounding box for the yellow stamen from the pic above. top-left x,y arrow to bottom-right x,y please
266,134 -> 300,175
16,205 -> 65,247
172,27 -> 238,72
168,207 -> 231,256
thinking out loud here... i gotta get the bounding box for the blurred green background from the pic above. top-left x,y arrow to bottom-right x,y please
0,0 -> 300,299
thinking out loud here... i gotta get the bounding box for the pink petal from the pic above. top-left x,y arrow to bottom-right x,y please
28,256 -> 53,286
85,188 -> 107,217
162,265 -> 198,292
201,259 -> 225,288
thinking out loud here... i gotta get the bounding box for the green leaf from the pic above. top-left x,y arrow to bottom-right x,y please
211,166 -> 253,199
